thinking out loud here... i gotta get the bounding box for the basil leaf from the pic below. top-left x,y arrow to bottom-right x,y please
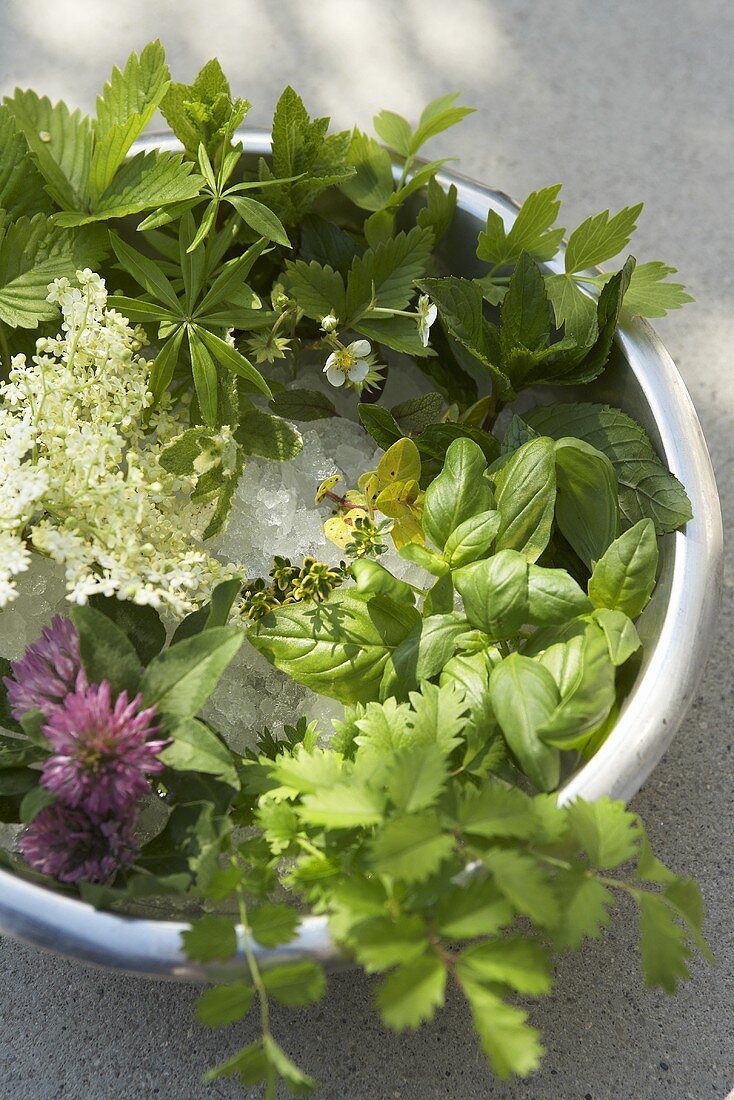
249,590 -> 420,705
489,654 -> 560,791
443,510 -> 501,568
453,550 -> 529,641
588,519 -> 658,617
494,437 -> 556,562
527,564 -> 593,626
537,625 -> 616,746
554,438 -> 620,569
423,438 -> 492,550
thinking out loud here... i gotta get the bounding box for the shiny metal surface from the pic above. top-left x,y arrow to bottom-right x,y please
0,131 -> 723,979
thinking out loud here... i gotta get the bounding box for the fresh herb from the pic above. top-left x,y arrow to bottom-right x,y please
0,40 -> 707,1100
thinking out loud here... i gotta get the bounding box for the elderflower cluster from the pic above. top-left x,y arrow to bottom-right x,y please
0,269 -> 235,614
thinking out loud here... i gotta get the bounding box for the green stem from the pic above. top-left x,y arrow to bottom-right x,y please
232,855 -> 271,1038
0,322 -> 10,373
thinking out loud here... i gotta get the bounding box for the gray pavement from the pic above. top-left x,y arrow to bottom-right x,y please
0,1 -> 732,1097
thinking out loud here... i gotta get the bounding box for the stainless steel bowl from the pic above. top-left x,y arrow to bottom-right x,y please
0,131 -> 723,979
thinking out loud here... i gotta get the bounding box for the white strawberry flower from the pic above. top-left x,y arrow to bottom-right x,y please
416,295 -> 438,347
323,339 -> 372,388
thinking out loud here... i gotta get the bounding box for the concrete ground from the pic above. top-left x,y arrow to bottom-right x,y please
0,1 -> 732,1097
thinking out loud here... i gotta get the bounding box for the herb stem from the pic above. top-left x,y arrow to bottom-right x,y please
231,855 -> 271,1037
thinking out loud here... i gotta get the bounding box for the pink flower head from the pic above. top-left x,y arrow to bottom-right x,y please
21,802 -> 137,885
5,615 -> 87,722
40,681 -> 168,816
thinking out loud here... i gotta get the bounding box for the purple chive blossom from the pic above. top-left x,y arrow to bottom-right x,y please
21,803 -> 137,885
40,681 -> 169,817
4,615 -> 87,722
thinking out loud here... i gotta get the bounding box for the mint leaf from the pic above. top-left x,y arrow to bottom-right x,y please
270,388 -> 337,422
524,402 -> 692,534
71,604 -> 141,698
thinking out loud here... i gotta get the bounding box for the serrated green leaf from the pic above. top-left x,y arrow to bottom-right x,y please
483,849 -> 560,927
262,961 -> 326,1007
346,913 -> 428,973
524,402 -> 692,535
638,892 -> 692,992
369,811 -> 454,883
619,260 -> 693,318
0,105 -> 53,218
455,781 -> 535,840
345,226 -> 433,319
52,150 -> 202,226
300,781 -> 385,828
457,936 -> 552,995
90,41 -> 170,200
249,902 -> 300,948
227,194 -> 290,247
182,914 -> 237,962
376,953 -> 447,1031
565,203 -> 642,273
5,88 -> 93,209
477,185 -> 564,266
434,878 -> 513,938
462,981 -> 544,1079
196,981 -> 254,1027
386,742 -> 449,813
552,869 -> 614,949
566,796 -> 641,869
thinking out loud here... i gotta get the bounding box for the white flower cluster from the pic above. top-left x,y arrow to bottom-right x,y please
0,269 -> 236,615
